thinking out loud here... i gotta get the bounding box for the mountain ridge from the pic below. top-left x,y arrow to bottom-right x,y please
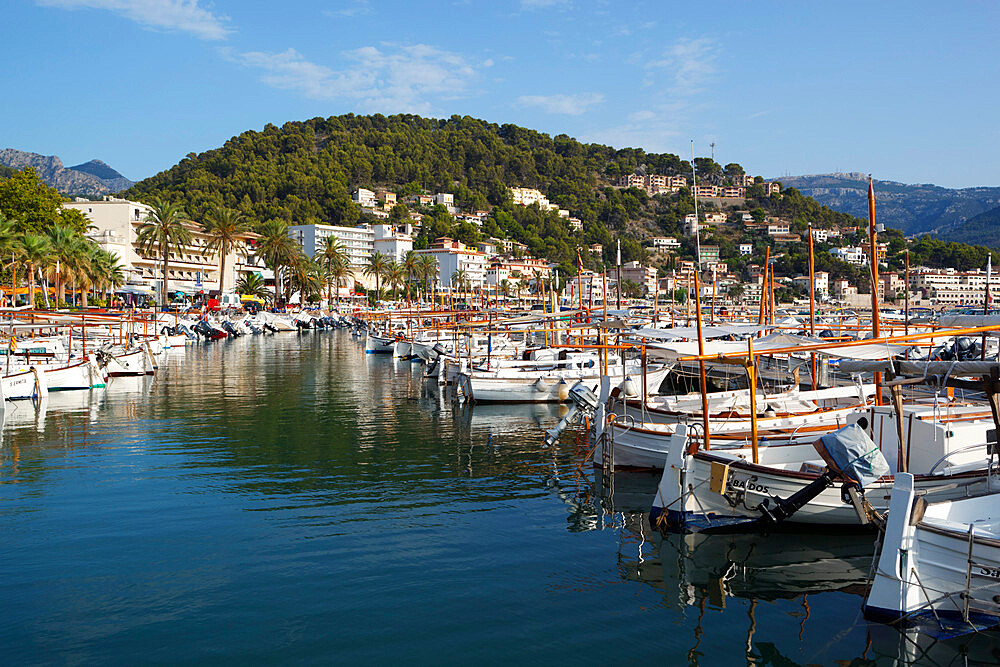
0,148 -> 134,196
775,172 -> 1000,236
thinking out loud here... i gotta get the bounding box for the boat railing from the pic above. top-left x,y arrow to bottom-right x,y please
926,442 -> 997,476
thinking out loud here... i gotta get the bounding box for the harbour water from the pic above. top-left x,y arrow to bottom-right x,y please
2,332 -> 999,664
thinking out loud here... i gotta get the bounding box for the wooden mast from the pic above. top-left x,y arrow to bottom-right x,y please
808,224 -> 817,390
867,175 -> 882,405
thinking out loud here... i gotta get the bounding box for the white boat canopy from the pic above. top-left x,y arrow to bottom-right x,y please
642,331 -> 907,361
631,323 -> 770,340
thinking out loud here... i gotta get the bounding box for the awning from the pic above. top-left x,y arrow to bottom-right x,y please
840,360 -> 1000,376
644,331 -> 906,361
117,285 -> 154,295
632,323 -> 770,340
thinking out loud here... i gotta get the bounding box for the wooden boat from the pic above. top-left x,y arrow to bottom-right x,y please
651,404 -> 1000,529
865,473 -> 1000,628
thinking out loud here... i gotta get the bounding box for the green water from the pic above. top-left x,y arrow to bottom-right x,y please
0,332 -> 996,664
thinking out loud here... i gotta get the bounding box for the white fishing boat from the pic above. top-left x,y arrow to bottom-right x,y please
365,331 -> 395,354
2,366 -> 44,400
465,357 -> 671,403
650,403 -> 1000,529
865,473 -> 1000,628
38,358 -> 107,390
598,404 -> 868,469
98,346 -> 153,376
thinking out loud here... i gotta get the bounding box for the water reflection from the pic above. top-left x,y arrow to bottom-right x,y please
0,331 -> 996,664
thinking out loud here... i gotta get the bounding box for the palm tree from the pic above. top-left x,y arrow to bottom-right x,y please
417,255 -> 438,302
0,216 -> 22,306
287,254 -> 323,303
385,262 -> 406,301
500,279 -> 511,303
451,268 -> 469,301
320,238 -> 350,305
69,237 -> 96,307
135,198 -> 193,308
402,250 -> 419,305
47,223 -> 79,305
254,219 -> 300,304
20,233 -> 53,308
202,206 -> 252,294
89,248 -> 125,304
364,251 -> 390,302
235,272 -> 272,302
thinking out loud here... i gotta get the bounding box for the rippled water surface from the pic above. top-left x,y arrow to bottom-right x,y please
2,332 -> 999,664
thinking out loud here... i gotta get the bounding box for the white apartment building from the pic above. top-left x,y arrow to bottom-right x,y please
353,188 -> 376,208
434,192 -> 458,214
63,197 -> 261,297
415,238 -> 487,289
792,271 -> 830,296
766,222 -> 790,236
739,243 -> 753,256
908,268 -> 994,306
371,223 -> 413,263
704,212 -> 727,225
652,237 -> 681,249
510,187 -> 547,207
812,228 -> 829,243
831,246 -> 868,266
287,224 -> 374,285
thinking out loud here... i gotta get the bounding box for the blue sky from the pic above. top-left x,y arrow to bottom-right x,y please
4,1 -> 998,188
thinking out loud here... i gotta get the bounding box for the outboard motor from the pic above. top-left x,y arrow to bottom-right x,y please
193,320 -> 214,338
818,329 -> 835,339
221,321 -> 239,337
756,420 -> 889,528
264,323 -> 278,333
544,382 -> 600,446
177,324 -> 196,340
295,319 -> 310,330
935,341 -> 955,361
955,336 -> 977,360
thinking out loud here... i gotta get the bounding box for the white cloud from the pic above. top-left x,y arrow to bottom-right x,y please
516,93 -> 604,115
647,37 -> 718,96
584,102 -> 693,151
37,0 -> 230,40
235,44 -> 479,114
323,1 -> 372,18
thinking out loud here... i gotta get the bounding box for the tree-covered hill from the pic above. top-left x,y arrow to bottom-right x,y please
126,113 -> 693,226
124,113 -> 997,279
935,204 -> 1000,247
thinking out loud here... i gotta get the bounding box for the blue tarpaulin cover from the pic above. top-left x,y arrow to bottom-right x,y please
817,424 -> 890,487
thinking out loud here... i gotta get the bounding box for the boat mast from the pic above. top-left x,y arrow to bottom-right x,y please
867,175 -> 882,405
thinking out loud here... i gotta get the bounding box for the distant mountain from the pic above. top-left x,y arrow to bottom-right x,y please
0,148 -> 134,196
936,204 -> 1000,247
775,172 -> 1000,236
67,159 -> 134,192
